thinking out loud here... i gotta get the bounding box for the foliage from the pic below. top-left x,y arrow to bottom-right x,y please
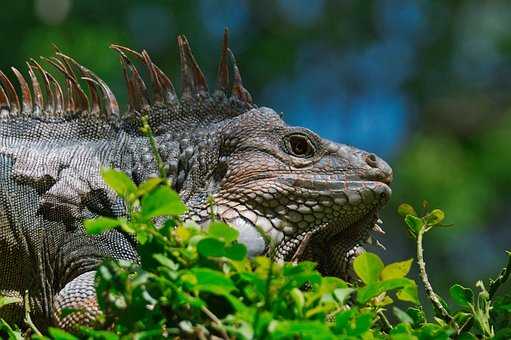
1,169 -> 510,339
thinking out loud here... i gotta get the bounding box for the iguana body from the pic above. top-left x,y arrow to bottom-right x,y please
0,32 -> 392,330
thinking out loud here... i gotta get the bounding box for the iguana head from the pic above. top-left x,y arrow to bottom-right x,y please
0,30 -> 392,279
206,107 -> 392,277
125,31 -> 393,278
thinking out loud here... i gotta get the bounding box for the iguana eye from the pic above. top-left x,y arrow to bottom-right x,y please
285,134 -> 315,158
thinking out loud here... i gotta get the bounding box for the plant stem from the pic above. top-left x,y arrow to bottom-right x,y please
23,290 -> 42,337
416,227 -> 457,328
377,310 -> 392,333
253,259 -> 274,339
141,116 -> 167,179
201,306 -> 229,340
489,251 -> 511,299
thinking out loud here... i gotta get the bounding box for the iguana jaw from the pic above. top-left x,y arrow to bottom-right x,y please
213,176 -> 391,272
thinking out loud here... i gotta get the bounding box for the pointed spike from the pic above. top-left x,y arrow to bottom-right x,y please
26,62 -> 44,114
112,48 -> 150,111
377,218 -> 383,224
44,56 -> 75,80
11,67 -> 33,114
141,50 -> 163,104
216,28 -> 230,94
44,57 -> 80,113
64,78 -> 77,113
46,73 -> 64,114
153,64 -> 177,103
180,35 -> 208,94
30,59 -> 54,113
376,239 -> 387,251
110,45 -> 177,103
0,85 -> 10,112
177,35 -> 194,98
127,59 -> 151,111
227,48 -> 252,103
48,57 -> 88,113
110,44 -> 144,60
80,77 -> 101,115
0,70 -> 20,113
54,54 -> 92,113
373,224 -> 385,235
57,52 -> 119,117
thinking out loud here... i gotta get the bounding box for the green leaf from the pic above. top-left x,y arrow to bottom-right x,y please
84,217 -> 122,235
406,306 -> 426,326
404,215 -> 424,237
100,167 -> 137,197
224,243 -> 247,261
189,268 -> 236,294
136,177 -> 163,197
0,319 -> 23,340
449,284 -> 474,308
393,307 -> 413,324
357,278 -> 417,304
335,309 -> 357,333
381,259 -> 413,280
207,221 -> 239,243
197,238 -> 226,257
153,254 -> 178,270
141,186 -> 187,218
398,203 -> 417,217
48,327 -> 78,340
333,288 -> 355,304
353,252 -> 384,284
397,283 -> 420,304
0,295 -> 22,309
48,327 -> 79,340
290,288 -> 305,316
268,320 -> 336,339
426,209 -> 445,226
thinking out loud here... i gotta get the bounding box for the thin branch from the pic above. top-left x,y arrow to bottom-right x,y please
489,251 -> 511,299
416,227 -> 458,329
23,290 -> 42,337
377,310 -> 392,333
141,116 -> 167,179
201,305 -> 229,340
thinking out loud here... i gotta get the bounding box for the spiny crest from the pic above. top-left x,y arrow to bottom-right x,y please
0,29 -> 254,132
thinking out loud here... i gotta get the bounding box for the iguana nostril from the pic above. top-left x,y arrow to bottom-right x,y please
365,154 -> 378,168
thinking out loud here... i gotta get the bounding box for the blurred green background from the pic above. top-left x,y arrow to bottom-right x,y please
1,0 -> 510,298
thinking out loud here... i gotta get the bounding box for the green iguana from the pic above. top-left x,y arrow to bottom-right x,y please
0,31 -> 392,330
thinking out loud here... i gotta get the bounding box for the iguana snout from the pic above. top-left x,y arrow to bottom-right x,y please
210,107 -> 392,276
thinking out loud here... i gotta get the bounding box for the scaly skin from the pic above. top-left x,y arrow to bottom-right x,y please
0,32 -> 392,330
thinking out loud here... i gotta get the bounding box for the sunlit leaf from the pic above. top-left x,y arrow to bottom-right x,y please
48,328 -> 80,340
333,288 -> 355,304
85,217 -> 123,235
381,259 -> 413,280
449,284 -> 474,308
353,252 -> 384,284
398,203 -> 417,217
405,215 -> 424,237
100,167 -> 137,197
141,186 -> 187,218
207,221 -> 239,243
393,307 -> 413,324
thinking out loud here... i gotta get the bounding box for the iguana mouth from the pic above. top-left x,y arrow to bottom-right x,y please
214,177 -> 391,275
275,208 -> 384,280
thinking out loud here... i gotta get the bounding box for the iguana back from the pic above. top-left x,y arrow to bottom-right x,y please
0,31 -> 392,330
